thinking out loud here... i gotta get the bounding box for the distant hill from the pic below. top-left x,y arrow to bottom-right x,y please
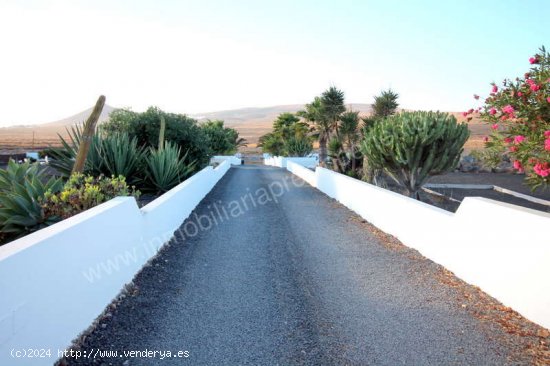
42,104 -> 116,127
0,103 -> 488,153
0,104 -> 117,153
191,103 -> 373,145
192,103 -> 372,126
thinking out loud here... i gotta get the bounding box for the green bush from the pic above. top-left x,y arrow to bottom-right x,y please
143,142 -> 196,194
102,107 -> 210,168
42,174 -> 139,220
361,111 -> 469,199
284,136 -> 313,157
201,120 -> 246,155
0,160 -> 63,242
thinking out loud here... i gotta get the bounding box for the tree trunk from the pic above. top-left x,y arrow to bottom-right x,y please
72,95 -> 106,174
350,143 -> 356,173
319,135 -> 327,167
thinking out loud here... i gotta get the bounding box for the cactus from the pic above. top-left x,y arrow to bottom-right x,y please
72,95 -> 106,174
360,111 -> 469,199
158,115 -> 166,150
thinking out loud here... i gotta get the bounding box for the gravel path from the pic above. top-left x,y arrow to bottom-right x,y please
63,166 -> 545,365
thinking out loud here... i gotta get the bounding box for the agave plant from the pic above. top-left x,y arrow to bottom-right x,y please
143,142 -> 195,194
46,127 -> 144,184
45,125 -> 103,177
0,160 -> 63,242
96,133 -> 145,185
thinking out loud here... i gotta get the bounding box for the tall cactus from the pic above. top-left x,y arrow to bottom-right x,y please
360,111 -> 469,199
158,115 -> 166,150
72,95 -> 106,174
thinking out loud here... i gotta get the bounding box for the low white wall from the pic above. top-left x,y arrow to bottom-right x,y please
287,164 -> 550,330
286,161 -> 316,187
210,155 -> 241,165
264,156 -> 318,168
0,159 -> 235,365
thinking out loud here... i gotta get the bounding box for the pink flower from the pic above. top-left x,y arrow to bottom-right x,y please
504,137 -> 513,144
483,136 -> 489,142
526,78 -> 535,85
529,57 -> 539,64
502,105 -> 515,114
517,91 -> 523,97
509,146 -> 518,152
491,123 -> 499,130
545,138 -> 550,151
530,83 -> 540,92
462,111 -> 468,117
533,163 -> 550,177
544,131 -> 550,138
513,160 -> 523,171
547,97 -> 550,103
514,135 -> 526,144
489,107 -> 497,115
474,94 -> 480,100
492,85 -> 498,93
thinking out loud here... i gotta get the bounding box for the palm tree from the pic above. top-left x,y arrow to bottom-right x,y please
372,89 -> 399,118
339,110 -> 361,172
298,97 -> 331,166
320,86 -> 346,140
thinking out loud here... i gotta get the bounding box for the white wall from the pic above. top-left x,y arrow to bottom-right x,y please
264,156 -> 318,168
210,155 -> 242,165
0,159 -> 235,365
288,164 -> 550,330
286,161 -> 317,187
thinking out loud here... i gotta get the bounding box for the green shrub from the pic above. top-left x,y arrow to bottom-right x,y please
102,107 -> 210,168
143,142 -> 195,194
42,174 -> 140,220
284,136 -> 313,157
0,160 -> 63,242
361,111 -> 469,199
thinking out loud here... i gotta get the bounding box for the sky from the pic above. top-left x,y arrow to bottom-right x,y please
0,0 -> 549,126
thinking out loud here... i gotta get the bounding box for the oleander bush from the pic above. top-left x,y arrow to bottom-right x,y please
468,46 -> 550,190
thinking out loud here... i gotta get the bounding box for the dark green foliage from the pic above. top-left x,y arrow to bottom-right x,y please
298,97 -> 331,164
0,160 -> 63,243
321,86 -> 346,134
201,120 -> 246,155
102,107 -> 210,168
284,136 -> 313,157
259,112 -> 312,157
258,132 -> 286,156
371,89 -> 399,119
361,111 -> 469,199
143,142 -> 196,194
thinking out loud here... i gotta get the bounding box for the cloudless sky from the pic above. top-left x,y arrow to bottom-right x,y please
0,0 -> 548,126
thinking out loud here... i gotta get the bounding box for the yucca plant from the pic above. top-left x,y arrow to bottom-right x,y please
0,160 -> 63,242
361,111 -> 469,199
143,142 -> 195,194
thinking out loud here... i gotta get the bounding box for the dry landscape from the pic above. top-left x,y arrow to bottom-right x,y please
0,104 -> 490,155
